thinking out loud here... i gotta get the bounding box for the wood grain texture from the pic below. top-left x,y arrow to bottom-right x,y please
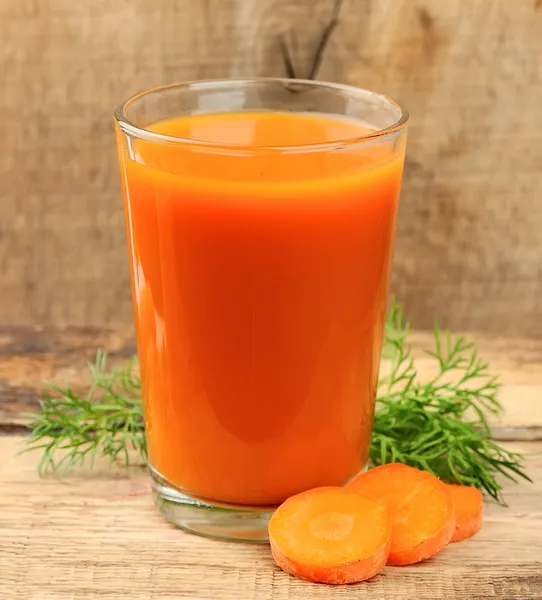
1,0 -> 542,332
0,328 -> 540,442
1,435 -> 541,599
0,326 -> 136,429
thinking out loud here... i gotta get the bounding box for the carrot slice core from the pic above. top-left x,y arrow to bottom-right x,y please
268,486 -> 391,584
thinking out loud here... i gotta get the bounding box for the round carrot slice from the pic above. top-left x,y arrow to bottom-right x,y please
347,463 -> 455,566
268,486 -> 391,584
445,484 -> 483,542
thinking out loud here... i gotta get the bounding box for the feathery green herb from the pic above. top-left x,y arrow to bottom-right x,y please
25,352 -> 145,473
372,301 -> 531,502
24,302 -> 530,502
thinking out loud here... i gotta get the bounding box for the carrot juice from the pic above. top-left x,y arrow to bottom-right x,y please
115,80 -> 408,534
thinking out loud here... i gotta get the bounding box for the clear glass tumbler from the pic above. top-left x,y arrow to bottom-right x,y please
114,79 -> 408,542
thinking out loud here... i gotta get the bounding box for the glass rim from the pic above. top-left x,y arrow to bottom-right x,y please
114,78 -> 409,153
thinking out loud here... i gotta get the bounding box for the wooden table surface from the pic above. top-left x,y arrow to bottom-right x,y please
1,328 -> 541,600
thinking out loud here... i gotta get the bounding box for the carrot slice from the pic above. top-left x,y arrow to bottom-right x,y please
268,486 -> 391,584
445,484 -> 483,542
347,463 -> 455,566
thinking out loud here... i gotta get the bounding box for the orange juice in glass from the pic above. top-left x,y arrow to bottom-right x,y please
114,79 -> 408,541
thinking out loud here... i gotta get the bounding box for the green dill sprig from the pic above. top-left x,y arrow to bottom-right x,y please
371,303 -> 531,502
24,351 -> 146,473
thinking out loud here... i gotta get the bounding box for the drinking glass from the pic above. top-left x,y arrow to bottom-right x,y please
114,79 -> 408,541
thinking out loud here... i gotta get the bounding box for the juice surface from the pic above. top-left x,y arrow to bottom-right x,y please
119,111 -> 404,506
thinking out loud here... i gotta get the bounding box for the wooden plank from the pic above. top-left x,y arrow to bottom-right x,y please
0,328 -> 540,440
0,435 -> 540,599
0,326 -> 136,429
1,0 -> 542,332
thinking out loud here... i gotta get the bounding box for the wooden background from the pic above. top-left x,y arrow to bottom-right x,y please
2,0 -> 542,334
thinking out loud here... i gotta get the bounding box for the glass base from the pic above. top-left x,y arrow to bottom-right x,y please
150,465 -> 274,542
